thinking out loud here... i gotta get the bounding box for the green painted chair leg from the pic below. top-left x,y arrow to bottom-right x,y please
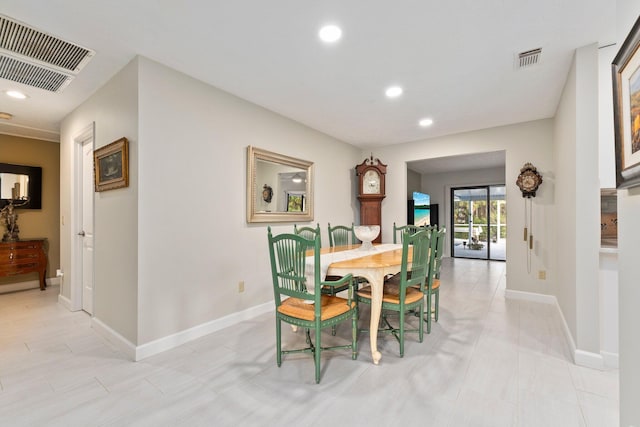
315,325 -> 321,384
276,319 -> 282,367
435,290 -> 439,322
352,310 -> 358,360
418,304 -> 424,342
426,293 -> 432,334
399,310 -> 405,357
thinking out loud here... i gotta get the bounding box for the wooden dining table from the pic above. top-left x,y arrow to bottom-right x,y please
319,243 -> 408,365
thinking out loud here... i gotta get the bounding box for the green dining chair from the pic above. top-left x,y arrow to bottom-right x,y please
386,226 -> 443,333
328,222 -> 357,247
267,227 -> 358,384
294,223 -> 321,247
357,229 -> 431,357
325,222 -> 369,296
392,222 -> 421,243
427,226 -> 446,324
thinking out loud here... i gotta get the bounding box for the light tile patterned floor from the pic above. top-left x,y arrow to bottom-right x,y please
0,258 -> 619,426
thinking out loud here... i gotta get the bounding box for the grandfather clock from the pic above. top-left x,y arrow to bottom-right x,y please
356,155 -> 387,243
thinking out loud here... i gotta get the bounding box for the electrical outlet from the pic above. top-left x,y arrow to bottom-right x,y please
238,281 -> 245,293
538,270 -> 546,280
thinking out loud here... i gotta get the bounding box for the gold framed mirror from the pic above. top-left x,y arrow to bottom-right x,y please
246,146 -> 314,223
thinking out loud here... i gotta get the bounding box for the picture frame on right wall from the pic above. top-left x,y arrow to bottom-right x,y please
94,137 -> 129,192
613,15 -> 640,189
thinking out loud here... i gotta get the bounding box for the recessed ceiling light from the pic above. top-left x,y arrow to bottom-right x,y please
385,86 -> 403,98
6,90 -> 28,99
419,118 -> 434,127
319,25 -> 342,43
0,112 -> 12,120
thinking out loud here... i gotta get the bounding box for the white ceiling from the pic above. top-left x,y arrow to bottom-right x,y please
0,1 -> 616,147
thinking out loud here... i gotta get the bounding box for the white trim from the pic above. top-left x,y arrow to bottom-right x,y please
58,293 -> 74,310
92,317 -> 137,360
0,280 -> 41,293
504,289 -> 556,304
70,122 -> 95,312
91,301 -> 273,361
134,301 -> 273,361
46,277 -> 61,286
601,351 -> 619,369
505,288 -> 617,370
0,279 -> 59,294
575,349 -> 605,370
553,294 -> 578,363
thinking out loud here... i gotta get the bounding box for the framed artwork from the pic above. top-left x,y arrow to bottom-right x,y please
94,137 -> 129,192
613,15 -> 640,189
287,193 -> 304,212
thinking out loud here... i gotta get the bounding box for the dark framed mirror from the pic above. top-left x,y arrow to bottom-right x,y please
0,163 -> 42,209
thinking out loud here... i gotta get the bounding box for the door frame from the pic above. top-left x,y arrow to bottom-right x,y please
450,184 -> 506,261
70,122 -> 95,311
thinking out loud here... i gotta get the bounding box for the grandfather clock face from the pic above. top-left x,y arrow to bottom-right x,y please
362,169 -> 381,195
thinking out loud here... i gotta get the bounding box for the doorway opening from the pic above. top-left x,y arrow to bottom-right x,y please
451,185 -> 506,261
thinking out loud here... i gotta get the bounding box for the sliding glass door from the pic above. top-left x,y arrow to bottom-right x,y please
451,185 -> 506,260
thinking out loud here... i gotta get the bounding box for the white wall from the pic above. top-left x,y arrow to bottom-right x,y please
575,44 -> 602,355
406,168 -> 421,199
599,44 -> 618,189
60,58 -> 140,344
553,44 -> 602,357
366,119 -> 555,295
135,57 -> 361,344
616,2 -> 640,424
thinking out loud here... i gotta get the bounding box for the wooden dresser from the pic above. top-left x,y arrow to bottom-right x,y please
0,239 -> 47,290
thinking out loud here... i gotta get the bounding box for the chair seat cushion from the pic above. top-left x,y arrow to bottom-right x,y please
278,295 -> 355,321
357,284 -> 423,305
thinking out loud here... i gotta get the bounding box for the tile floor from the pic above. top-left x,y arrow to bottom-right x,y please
0,258 -> 619,426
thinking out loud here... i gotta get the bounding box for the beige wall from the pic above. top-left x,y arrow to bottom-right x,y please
59,56 -> 361,349
0,134 -> 60,289
60,57 -> 139,344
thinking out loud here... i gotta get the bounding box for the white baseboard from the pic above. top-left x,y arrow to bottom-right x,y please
504,289 -> 556,305
505,288 -> 617,370
47,277 -> 61,286
134,301 -> 273,361
0,278 -> 60,294
91,301 -> 273,361
601,351 -> 619,369
575,349 -> 605,370
58,293 -> 73,310
92,317 -> 137,360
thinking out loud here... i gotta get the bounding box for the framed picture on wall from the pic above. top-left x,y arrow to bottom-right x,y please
94,137 -> 129,191
613,15 -> 640,189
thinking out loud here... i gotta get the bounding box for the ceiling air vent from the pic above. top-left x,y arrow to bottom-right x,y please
0,14 -> 95,92
517,48 -> 542,69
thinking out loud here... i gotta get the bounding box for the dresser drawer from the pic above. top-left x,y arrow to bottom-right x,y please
0,239 -> 48,290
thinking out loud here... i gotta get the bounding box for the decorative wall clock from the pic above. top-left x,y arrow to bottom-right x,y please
516,162 -> 543,273
516,162 -> 543,198
262,184 -> 273,203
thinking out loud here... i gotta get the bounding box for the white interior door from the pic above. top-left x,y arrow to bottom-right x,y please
81,140 -> 95,314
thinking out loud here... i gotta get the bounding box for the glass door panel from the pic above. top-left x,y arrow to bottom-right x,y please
452,185 -> 506,260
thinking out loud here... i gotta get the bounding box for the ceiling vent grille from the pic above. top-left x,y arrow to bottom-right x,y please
516,48 -> 542,68
0,54 -> 72,92
0,14 -> 94,92
517,48 -> 542,68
